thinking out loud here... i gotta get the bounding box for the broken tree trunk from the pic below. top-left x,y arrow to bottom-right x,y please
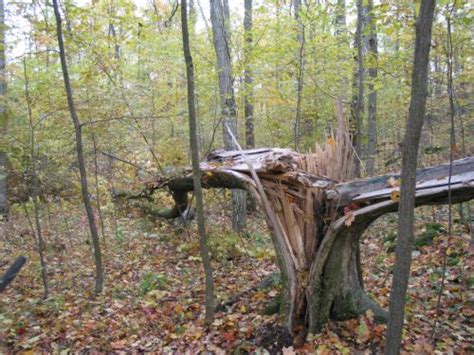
121,143 -> 474,339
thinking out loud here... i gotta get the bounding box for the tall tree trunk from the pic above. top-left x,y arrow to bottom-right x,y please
52,0 -> 104,294
181,0 -> 215,323
350,0 -> 365,178
0,152 -> 7,216
0,0 -> 8,216
244,0 -> 254,149
366,0 -> 378,176
92,133 -> 107,250
107,0 -> 120,60
335,0 -> 347,36
293,0 -> 305,150
384,1 -> 436,353
244,0 -> 257,212
209,0 -> 246,232
24,59 -> 49,299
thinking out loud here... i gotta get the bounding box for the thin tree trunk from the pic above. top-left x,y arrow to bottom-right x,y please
209,0 -> 246,232
92,133 -> 107,250
384,1 -> 436,353
244,0 -> 257,212
24,58 -> 48,299
108,24 -> 120,60
181,0 -> 214,324
59,199 -> 73,249
350,0 -> 365,177
335,0 -> 347,36
105,155 -> 119,238
53,0 -> 104,294
0,0 -> 8,216
293,0 -> 304,150
244,0 -> 255,149
107,2 -> 120,60
366,0 -> 378,176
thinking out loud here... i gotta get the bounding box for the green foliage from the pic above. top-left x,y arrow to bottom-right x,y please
414,222 -> 446,248
383,222 -> 447,252
115,227 -> 125,242
139,271 -> 168,296
424,146 -> 445,155
208,230 -> 246,262
382,230 -> 397,252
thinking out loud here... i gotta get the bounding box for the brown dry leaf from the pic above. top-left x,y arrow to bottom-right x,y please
366,309 -> 374,322
316,345 -> 333,355
413,339 -> 434,354
111,339 -> 127,350
223,331 -> 236,342
326,137 -> 336,146
344,211 -> 355,226
174,303 -> 184,314
282,346 -> 297,355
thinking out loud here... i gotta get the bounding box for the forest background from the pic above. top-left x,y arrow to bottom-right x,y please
0,0 -> 472,352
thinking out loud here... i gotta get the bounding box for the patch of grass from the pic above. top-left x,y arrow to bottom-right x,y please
115,227 -> 125,242
415,222 -> 446,248
382,230 -> 397,252
208,230 -> 245,261
447,250 -> 464,266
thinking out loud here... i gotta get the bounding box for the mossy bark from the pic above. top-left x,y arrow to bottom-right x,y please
276,218 -> 388,337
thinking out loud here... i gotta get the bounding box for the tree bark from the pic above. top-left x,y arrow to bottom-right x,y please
0,152 -> 7,216
244,0 -> 255,149
366,0 -> 378,176
244,0 -> 256,212
0,0 -> 8,216
335,0 -> 347,36
107,0 -> 120,60
293,0 -> 305,150
0,256 -> 27,292
209,0 -> 246,232
384,1 -> 436,353
350,0 -> 366,178
53,0 -> 104,294
24,58 -> 49,299
92,134 -> 107,250
181,0 -> 215,324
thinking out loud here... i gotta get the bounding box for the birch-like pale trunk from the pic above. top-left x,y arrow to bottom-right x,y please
244,0 -> 255,149
366,0 -> 378,176
350,0 -> 366,178
209,0 -> 246,232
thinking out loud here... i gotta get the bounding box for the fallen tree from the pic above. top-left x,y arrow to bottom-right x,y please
118,131 -> 474,339
0,256 -> 27,293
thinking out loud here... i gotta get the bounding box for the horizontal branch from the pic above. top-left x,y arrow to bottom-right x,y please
116,148 -> 473,217
328,156 -> 474,207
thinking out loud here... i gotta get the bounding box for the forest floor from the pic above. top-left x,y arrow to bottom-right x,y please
0,197 -> 472,354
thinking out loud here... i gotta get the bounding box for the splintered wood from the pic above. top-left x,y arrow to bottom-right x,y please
200,116 -> 354,272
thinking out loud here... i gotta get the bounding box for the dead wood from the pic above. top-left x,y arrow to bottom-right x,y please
116,139 -> 473,337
